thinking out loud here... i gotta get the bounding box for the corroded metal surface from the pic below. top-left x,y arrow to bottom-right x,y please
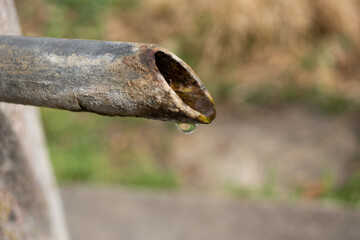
0,35 -> 216,124
0,1 -> 69,240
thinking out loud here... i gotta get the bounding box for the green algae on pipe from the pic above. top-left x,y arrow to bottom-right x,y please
0,35 -> 216,124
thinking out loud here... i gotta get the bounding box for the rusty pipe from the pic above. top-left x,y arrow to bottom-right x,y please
0,35 -> 215,124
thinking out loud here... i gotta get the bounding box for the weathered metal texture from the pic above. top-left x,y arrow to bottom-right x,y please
0,1 -> 69,240
0,35 -> 216,124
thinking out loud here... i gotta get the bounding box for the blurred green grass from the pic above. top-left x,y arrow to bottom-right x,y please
41,108 -> 179,189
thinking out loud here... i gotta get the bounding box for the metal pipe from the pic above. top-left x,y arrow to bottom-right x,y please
0,35 -> 216,124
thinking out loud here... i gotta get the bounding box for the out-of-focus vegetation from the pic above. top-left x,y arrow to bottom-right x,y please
14,0 -> 360,204
42,108 -> 179,189
15,0 -> 360,102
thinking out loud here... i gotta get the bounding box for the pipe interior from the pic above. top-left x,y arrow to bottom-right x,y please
154,51 -> 215,122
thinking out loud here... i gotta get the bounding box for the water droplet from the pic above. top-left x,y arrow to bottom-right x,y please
175,123 -> 199,134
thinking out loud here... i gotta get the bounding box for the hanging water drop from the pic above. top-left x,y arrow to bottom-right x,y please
175,123 -> 199,134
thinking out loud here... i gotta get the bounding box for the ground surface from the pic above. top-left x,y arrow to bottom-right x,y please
171,106 -> 359,194
61,186 -> 360,240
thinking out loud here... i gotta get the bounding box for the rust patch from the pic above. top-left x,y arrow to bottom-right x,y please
122,55 -> 147,73
138,45 -> 164,82
139,45 -> 157,68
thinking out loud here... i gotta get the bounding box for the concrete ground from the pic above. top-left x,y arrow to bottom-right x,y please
61,186 -> 360,240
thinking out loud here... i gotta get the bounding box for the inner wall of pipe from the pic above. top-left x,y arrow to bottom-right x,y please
154,51 -> 215,121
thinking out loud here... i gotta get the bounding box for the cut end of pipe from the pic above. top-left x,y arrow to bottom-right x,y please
154,51 -> 216,124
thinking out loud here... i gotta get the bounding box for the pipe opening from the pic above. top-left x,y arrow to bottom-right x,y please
154,51 -> 216,123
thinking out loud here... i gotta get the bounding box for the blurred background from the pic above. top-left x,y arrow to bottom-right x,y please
13,0 -> 360,238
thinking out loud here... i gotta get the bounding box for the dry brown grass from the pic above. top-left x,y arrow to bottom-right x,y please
107,0 -> 360,56
15,0 -> 360,101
